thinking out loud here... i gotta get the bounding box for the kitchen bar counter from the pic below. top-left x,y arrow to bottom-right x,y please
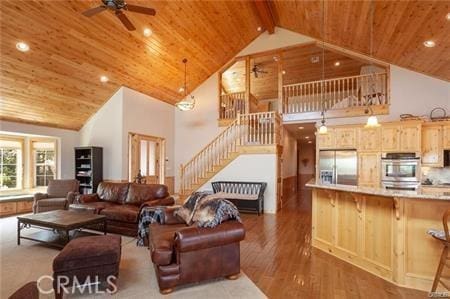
307,180 -> 449,292
306,181 -> 450,200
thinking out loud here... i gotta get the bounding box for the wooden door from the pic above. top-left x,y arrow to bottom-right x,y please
422,125 -> 443,167
335,127 -> 357,149
358,152 -> 381,187
359,127 -> 381,151
400,124 -> 421,152
129,133 -> 165,184
317,128 -> 335,149
443,124 -> 450,149
381,125 -> 400,152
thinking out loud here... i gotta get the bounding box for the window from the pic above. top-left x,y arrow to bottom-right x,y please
32,141 -> 56,187
129,133 -> 165,184
0,138 -> 23,190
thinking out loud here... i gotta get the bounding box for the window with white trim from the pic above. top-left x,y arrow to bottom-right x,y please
32,141 -> 56,187
0,138 -> 23,190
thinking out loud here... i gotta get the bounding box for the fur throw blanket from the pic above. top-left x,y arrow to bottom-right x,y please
174,191 -> 241,228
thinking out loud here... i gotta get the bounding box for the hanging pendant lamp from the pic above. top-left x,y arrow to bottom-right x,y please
317,0 -> 328,135
175,58 -> 195,111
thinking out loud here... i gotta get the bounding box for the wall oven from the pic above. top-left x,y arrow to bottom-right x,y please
381,153 -> 421,190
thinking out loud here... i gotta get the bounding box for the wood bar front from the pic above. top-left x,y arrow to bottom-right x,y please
309,184 -> 450,292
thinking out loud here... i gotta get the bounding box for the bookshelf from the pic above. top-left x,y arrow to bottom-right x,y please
74,147 -> 103,194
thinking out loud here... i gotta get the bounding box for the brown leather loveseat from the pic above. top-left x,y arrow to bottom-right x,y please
149,207 -> 245,294
69,182 -> 174,236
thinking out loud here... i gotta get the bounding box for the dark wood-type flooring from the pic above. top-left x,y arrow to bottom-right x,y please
240,190 -> 429,299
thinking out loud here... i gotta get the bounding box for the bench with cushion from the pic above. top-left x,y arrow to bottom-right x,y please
69,182 -> 174,236
211,181 -> 267,215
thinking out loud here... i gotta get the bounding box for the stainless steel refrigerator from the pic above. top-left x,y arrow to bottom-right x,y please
319,150 -> 358,186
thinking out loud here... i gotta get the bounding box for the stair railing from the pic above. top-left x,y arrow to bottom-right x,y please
180,111 -> 280,195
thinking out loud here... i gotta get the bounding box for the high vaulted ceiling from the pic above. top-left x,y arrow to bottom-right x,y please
1,1 -> 449,130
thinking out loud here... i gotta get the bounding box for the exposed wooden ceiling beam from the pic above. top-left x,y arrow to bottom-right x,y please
253,0 -> 276,34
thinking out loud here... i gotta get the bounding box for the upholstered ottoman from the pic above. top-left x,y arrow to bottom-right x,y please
53,235 -> 121,299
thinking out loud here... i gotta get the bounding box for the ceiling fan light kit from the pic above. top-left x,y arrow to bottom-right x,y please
82,0 -> 156,31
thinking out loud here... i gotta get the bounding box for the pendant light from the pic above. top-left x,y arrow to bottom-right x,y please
318,0 -> 328,135
364,0 -> 380,128
175,58 -> 195,111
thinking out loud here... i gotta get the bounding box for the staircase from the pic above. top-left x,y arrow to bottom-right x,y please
179,111 -> 281,198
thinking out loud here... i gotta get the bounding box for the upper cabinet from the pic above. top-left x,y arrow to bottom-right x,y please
381,125 -> 400,152
358,152 -> 381,187
359,127 -> 381,151
317,128 -> 336,149
400,123 -> 421,152
381,122 -> 421,152
335,127 -> 357,149
422,125 -> 443,167
444,124 -> 450,149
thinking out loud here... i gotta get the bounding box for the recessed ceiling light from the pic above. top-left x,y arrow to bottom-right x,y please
178,87 -> 185,93
446,13 -> 450,21
16,42 -> 29,52
143,28 -> 153,37
305,136 -> 310,139
423,40 -> 436,48
310,56 -> 320,64
298,126 -> 304,130
273,56 -> 279,62
308,141 -> 312,144
334,61 -> 340,67
257,26 -> 262,32
100,75 -> 109,83
282,70 -> 286,75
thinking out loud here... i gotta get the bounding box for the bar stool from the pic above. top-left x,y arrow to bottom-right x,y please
428,209 -> 450,292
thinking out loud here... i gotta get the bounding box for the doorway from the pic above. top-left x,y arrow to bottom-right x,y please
128,133 -> 165,184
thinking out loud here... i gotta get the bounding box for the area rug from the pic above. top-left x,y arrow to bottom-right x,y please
0,214 -> 266,298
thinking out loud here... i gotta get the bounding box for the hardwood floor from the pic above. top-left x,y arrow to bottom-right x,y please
240,190 -> 428,299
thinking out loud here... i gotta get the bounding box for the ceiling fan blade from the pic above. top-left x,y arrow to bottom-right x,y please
115,11 -> 136,31
82,6 -> 107,17
125,4 -> 156,16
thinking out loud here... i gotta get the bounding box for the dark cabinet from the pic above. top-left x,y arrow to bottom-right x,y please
74,147 -> 102,194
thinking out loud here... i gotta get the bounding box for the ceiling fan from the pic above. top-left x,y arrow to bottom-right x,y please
251,64 -> 268,78
82,0 -> 156,31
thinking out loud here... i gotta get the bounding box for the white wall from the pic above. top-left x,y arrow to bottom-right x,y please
122,87 -> 175,178
0,120 -> 79,180
79,88 -> 124,180
198,154 -> 278,213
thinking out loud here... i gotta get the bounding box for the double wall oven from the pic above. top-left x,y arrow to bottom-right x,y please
381,153 -> 421,190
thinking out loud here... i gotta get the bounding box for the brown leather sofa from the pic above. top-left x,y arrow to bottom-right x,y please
69,182 -> 174,236
149,207 -> 245,294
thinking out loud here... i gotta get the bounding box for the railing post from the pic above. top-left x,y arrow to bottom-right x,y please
278,53 -> 283,115
245,56 -> 250,114
179,163 -> 184,194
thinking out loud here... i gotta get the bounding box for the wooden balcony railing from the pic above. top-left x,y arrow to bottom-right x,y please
180,111 -> 280,194
219,92 -> 246,120
282,72 -> 388,114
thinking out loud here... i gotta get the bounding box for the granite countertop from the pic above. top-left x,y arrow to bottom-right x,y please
306,180 -> 450,201
421,184 -> 450,189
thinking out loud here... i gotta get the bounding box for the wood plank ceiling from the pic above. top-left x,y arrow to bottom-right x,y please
271,0 -> 450,82
1,0 -> 449,130
0,0 -> 262,130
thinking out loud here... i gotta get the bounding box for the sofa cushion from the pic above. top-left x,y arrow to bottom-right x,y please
35,198 -> 67,208
100,205 -> 140,223
47,179 -> 79,198
149,223 -> 187,266
69,201 -> 117,213
97,182 -> 129,203
53,235 -> 121,272
125,183 -> 169,205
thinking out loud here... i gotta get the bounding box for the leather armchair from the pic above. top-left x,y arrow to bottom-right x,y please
33,179 -> 79,213
149,207 -> 245,294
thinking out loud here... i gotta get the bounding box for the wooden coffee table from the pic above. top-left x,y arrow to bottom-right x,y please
17,210 -> 107,248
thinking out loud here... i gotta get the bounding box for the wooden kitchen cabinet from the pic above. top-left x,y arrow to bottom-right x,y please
317,128 -> 336,149
400,124 -> 421,152
359,127 -> 381,151
381,125 -> 400,152
381,122 -> 421,152
443,124 -> 450,149
422,125 -> 443,167
335,127 -> 357,149
358,152 -> 381,187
